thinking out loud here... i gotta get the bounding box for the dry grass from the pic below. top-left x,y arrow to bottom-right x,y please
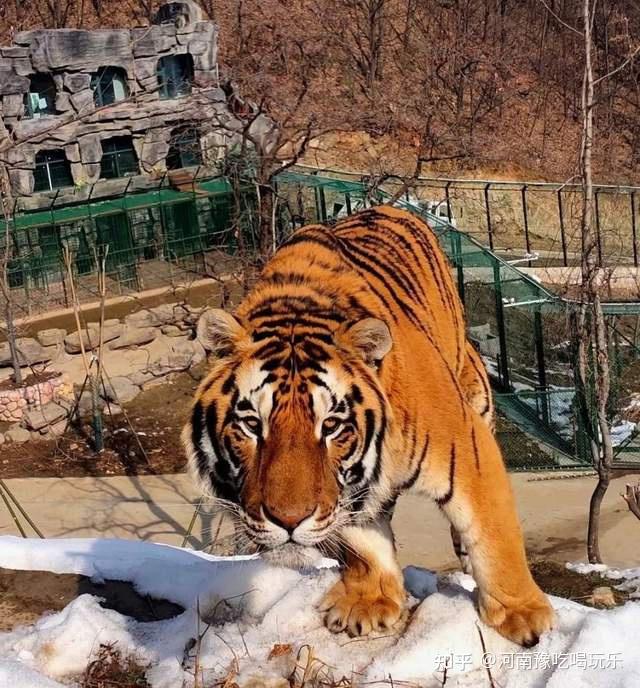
80,644 -> 149,688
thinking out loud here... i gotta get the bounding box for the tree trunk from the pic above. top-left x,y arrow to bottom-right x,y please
257,182 -> 275,262
579,0 -> 614,565
4,299 -> 22,386
587,472 -> 609,563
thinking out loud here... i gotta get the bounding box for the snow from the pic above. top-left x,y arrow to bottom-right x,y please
0,537 -> 638,687
610,420 -> 637,447
567,562 -> 640,599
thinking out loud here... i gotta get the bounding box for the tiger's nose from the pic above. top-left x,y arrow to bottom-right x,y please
262,503 -> 316,534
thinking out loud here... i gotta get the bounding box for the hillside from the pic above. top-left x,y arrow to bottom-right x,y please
1,0 -> 640,182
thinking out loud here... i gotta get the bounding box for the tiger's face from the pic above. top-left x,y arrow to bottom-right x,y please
183,308 -> 393,567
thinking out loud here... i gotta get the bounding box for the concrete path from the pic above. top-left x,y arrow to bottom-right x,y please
1,472 -> 638,570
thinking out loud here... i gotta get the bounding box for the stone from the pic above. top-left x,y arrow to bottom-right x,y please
589,586 -> 617,608
70,88 -> 95,113
101,324 -> 125,341
8,168 -> 33,196
4,427 -> 30,443
0,68 -> 29,95
63,325 -> 121,353
0,338 -> 51,367
131,31 -> 176,58
148,338 -> 205,376
63,72 -> 91,93
12,58 -> 33,77
33,29 -> 134,69
84,162 -> 100,183
79,136 -> 103,164
55,91 -> 73,112
47,420 -> 68,437
4,145 -> 29,166
37,327 -> 67,347
134,57 -> 158,81
161,324 -> 185,337
140,140 -> 170,169
64,328 -> 99,354
142,378 -> 166,390
124,306 -> 169,328
128,370 -> 156,386
2,94 -> 24,117
23,400 -> 69,431
101,376 -> 140,404
64,142 -> 81,163
109,326 -> 158,349
1,47 -> 29,58
104,318 -> 121,328
188,40 -> 208,56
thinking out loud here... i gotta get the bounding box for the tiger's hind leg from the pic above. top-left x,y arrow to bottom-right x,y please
424,416 -> 555,646
450,523 -> 473,575
459,341 -> 494,431
449,341 -> 494,574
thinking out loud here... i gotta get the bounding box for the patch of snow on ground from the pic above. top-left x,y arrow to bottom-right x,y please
567,561 -> 640,599
610,420 -> 637,447
0,537 -> 638,687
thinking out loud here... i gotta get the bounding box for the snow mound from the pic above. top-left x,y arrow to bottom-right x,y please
0,537 -> 638,688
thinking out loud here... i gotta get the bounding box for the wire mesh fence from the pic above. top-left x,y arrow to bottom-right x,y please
4,166 -> 640,471
1,176 -> 260,318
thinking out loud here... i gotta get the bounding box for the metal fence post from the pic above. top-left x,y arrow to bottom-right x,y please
484,182 -> 494,250
318,185 -> 327,222
533,308 -> 549,424
557,188 -> 568,267
345,192 -> 352,215
493,261 -> 510,390
521,185 -> 531,266
445,181 -> 452,223
450,230 -> 465,305
631,191 -> 638,267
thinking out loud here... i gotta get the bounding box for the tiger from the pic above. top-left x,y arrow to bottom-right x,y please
183,204 -> 555,646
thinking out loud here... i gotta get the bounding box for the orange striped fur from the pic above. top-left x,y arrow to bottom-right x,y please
183,205 -> 554,645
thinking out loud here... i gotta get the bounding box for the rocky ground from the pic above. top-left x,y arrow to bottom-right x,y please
0,302 -> 211,477
0,364 -> 202,479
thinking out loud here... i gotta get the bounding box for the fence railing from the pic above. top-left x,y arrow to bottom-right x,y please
290,164 -> 640,269
4,166 -> 640,472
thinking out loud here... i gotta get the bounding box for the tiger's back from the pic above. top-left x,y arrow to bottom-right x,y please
238,205 -> 491,446
186,204 -> 554,647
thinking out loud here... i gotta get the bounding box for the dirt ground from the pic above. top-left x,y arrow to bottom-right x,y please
0,366 -> 206,479
0,567 -> 183,633
0,560 -> 625,636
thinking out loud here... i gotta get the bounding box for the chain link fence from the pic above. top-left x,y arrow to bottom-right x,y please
4,167 -> 640,471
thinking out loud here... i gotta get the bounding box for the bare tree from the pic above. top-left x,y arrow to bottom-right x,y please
0,163 -> 23,385
569,0 -> 639,563
331,0 -> 388,102
573,0 -> 615,566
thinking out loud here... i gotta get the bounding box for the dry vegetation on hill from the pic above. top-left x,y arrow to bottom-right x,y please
1,0 -> 640,181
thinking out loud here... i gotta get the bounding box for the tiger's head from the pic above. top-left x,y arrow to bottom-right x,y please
182,308 -> 393,567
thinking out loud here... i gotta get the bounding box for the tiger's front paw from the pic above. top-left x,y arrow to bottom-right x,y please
480,591 -> 556,647
318,573 -> 405,637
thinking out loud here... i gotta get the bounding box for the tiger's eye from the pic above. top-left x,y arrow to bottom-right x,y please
243,417 -> 261,433
322,417 -> 341,435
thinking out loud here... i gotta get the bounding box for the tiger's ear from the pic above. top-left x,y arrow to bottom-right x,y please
342,318 -> 392,366
197,308 -> 246,355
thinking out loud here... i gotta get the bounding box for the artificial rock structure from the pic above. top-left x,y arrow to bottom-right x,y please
0,0 -> 273,210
